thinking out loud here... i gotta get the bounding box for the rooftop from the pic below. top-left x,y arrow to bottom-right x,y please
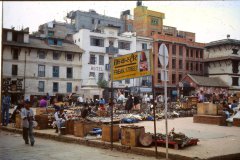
205,39 -> 240,48
187,74 -> 229,87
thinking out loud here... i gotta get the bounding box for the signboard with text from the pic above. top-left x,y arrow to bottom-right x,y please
112,50 -> 153,81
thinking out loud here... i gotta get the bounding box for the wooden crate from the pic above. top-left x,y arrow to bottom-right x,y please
66,120 -> 75,135
233,118 -> 240,127
74,121 -> 100,137
36,108 -> 47,115
35,114 -> 49,130
15,114 -> 22,129
102,124 -> 120,142
197,103 -> 218,115
121,125 -> 145,147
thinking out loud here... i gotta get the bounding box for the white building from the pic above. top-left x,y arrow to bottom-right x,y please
73,26 -> 136,98
205,38 -> 240,93
2,28 -> 83,103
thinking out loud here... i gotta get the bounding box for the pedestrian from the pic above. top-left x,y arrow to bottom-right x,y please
133,96 -> 140,111
21,100 -> 35,146
198,90 -> 205,103
54,108 -> 67,135
125,95 -> 133,113
39,96 -> 47,108
2,93 -> 11,126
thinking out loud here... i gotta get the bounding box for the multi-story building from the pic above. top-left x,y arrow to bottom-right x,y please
205,38 -> 240,93
73,25 -> 136,99
2,28 -> 83,104
67,9 -> 133,34
132,3 -> 205,98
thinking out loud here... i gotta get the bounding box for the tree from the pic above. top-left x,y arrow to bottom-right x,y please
97,79 -> 108,88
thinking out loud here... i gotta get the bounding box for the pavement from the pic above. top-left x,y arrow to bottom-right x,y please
0,130 -> 160,160
1,117 -> 240,160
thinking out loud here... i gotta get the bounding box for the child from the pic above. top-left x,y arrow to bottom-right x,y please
21,100 -> 35,146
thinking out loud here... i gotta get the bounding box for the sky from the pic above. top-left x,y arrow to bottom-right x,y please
1,1 -> 240,43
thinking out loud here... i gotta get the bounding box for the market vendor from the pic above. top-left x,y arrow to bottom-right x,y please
54,108 -> 68,135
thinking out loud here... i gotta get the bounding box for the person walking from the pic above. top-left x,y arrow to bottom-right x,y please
21,100 -> 35,146
125,95 -> 133,113
2,93 -> 11,126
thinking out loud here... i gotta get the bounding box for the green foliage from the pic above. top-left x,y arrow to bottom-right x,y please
97,79 -> 108,88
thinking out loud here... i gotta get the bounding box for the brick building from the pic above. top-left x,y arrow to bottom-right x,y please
133,3 -> 205,97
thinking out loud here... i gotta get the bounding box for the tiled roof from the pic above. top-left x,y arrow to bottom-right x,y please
187,74 -> 229,87
205,39 -> 240,48
3,37 -> 84,53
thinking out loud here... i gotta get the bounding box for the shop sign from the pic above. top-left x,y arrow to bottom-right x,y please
112,50 -> 153,81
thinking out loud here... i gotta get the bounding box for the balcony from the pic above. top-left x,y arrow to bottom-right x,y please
106,46 -> 119,54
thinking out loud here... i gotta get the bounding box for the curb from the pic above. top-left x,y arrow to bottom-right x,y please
1,126 -> 240,160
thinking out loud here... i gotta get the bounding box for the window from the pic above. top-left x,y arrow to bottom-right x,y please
186,62 -> 189,70
200,63 -> 203,72
179,46 -> 183,57
53,51 -> 60,60
98,20 -> 101,24
48,39 -> 62,46
190,63 -> 193,71
38,50 -> 46,59
89,72 -> 95,77
12,48 -> 19,60
125,79 -> 130,84
38,81 -> 44,92
196,63 -> 199,71
48,31 -> 54,37
99,55 -> 104,65
232,49 -> 239,55
89,55 -> 96,64
172,59 -> 176,69
90,37 -> 104,47
232,77 -> 239,86
52,66 -> 59,78
172,74 -> 176,84
158,58 -> 161,67
12,65 -> 18,76
128,24 -> 132,31
179,60 -> 182,69
186,49 -> 189,57
179,74 -> 182,82
118,41 -> 130,50
92,19 -> 95,24
158,73 -> 161,83
200,50 -> 203,58
67,67 -> 73,78
172,45 -> 176,55
99,73 -> 104,81
67,83 -> 72,93
151,18 -> 159,25
142,43 -> 147,50
66,53 -> 73,61
38,65 -> 45,77
53,82 -> 59,92
196,50 -> 199,58
190,49 -> 193,57
232,60 -> 239,73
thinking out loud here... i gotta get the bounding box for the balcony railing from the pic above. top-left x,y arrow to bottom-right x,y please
106,46 -> 119,54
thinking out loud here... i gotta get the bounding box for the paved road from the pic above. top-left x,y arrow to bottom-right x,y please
0,131 -> 158,160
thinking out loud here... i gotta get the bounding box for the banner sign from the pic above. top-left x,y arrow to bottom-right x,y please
112,50 -> 153,81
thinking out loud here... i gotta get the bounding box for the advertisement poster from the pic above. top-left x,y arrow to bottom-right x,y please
112,50 -> 153,81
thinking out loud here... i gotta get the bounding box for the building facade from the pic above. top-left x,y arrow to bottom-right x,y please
205,39 -> 240,93
72,26 -> 136,99
2,28 -> 83,104
132,3 -> 206,98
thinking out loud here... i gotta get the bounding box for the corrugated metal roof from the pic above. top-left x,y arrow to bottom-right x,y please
187,74 -> 229,87
3,37 -> 84,53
